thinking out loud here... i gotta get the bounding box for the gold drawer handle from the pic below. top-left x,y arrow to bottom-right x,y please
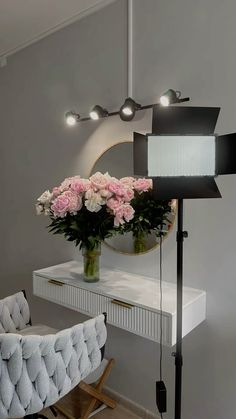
48,279 -> 64,286
111,299 -> 134,309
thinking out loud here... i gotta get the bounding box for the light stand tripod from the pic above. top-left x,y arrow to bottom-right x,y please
172,199 -> 188,419
134,105 -> 236,419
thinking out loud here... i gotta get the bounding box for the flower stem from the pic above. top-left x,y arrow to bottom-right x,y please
133,232 -> 147,253
82,243 -> 101,282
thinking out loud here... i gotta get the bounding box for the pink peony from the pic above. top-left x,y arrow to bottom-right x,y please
122,204 -> 135,222
52,187 -> 61,198
107,197 -> 123,211
133,178 -> 153,193
70,178 -> 90,194
113,203 -> 135,226
123,187 -> 134,202
60,177 -> 76,192
51,191 -> 81,217
64,191 -> 82,213
51,194 -> 71,217
90,172 -> 111,190
120,177 -> 135,188
108,179 -> 126,197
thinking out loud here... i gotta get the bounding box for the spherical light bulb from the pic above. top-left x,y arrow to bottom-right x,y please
89,105 -> 108,120
122,106 -> 133,116
66,115 -> 76,125
160,95 -> 170,107
160,89 -> 180,107
119,98 -> 141,121
90,110 -> 99,120
65,111 -> 79,126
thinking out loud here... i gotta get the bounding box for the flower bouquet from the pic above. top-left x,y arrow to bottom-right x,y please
36,172 -> 152,281
122,187 -> 174,253
107,177 -> 174,253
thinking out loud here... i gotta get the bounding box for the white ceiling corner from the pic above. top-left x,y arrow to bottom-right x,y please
0,0 -> 116,59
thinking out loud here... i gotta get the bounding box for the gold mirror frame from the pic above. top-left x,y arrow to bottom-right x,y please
90,141 -> 177,255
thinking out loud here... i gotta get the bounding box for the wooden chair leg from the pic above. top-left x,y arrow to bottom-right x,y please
54,359 -> 117,419
80,359 -> 117,419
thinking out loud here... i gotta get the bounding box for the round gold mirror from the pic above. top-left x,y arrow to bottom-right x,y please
90,142 -> 176,255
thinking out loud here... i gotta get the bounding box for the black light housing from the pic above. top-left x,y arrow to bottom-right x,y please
134,106 -> 223,199
64,89 -> 190,126
119,97 -> 141,121
65,111 -> 80,126
89,105 -> 108,120
160,89 -> 190,107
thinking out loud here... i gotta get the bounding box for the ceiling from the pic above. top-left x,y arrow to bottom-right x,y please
0,0 -> 114,59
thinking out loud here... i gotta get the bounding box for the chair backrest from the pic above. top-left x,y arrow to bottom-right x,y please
0,314 -> 107,419
0,291 -> 30,333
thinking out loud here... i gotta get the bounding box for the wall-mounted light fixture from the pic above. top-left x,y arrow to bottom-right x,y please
89,105 -> 109,120
65,111 -> 80,126
119,97 -> 141,121
160,89 -> 189,107
65,89 -> 190,126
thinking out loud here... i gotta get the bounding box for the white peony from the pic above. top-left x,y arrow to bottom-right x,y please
100,189 -> 112,199
35,203 -> 44,215
85,190 -> 105,212
37,190 -> 52,205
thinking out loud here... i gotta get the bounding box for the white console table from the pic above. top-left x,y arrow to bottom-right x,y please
33,261 -> 206,347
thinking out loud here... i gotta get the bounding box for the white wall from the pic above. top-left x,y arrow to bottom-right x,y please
1,1 -> 236,418
133,1 -> 236,418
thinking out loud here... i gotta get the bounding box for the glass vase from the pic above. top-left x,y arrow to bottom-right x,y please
82,243 -> 101,283
133,232 -> 147,253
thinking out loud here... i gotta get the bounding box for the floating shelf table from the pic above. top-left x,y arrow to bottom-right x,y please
33,261 -> 206,347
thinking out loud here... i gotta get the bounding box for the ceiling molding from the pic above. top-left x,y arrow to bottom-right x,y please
0,0 -> 116,60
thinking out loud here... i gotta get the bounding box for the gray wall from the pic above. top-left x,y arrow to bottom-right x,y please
1,1 -> 236,418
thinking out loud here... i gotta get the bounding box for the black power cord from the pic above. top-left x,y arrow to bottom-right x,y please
156,230 -> 167,417
160,233 -> 163,419
160,233 -> 163,382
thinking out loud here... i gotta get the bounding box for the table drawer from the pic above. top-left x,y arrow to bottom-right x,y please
33,275 -> 172,345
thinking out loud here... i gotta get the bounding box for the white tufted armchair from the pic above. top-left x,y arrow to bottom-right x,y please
0,291 -> 108,419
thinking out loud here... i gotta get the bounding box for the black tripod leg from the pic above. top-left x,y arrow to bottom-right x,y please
173,199 -> 188,419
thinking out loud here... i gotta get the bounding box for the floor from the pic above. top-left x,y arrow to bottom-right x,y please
43,386 -> 142,419
72,405 -> 141,418
45,405 -> 141,419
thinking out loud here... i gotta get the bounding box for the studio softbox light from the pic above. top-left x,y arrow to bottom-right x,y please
133,106 -> 236,199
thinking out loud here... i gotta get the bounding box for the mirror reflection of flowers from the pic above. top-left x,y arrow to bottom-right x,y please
119,177 -> 174,253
